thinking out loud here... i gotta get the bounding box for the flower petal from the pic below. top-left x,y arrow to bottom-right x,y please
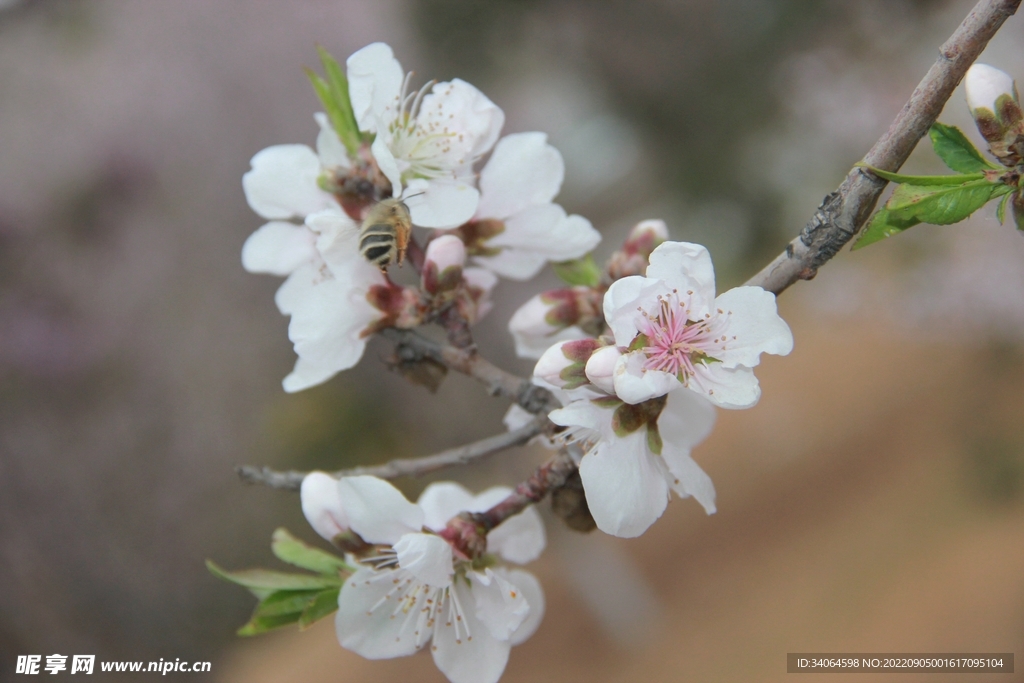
476,132 -> 564,219
394,532 -> 454,588
711,286 -> 793,368
690,363 -> 761,409
346,42 -> 404,134
548,399 -> 609,439
472,249 -> 549,281
578,430 -> 670,537
645,242 -> 716,318
241,221 -> 317,276
406,180 -> 480,229
431,580 -> 512,683
469,569 -> 529,640
485,505 -> 546,564
243,145 -> 336,220
418,482 -> 476,532
336,476 -> 424,545
314,112 -> 351,170
659,390 -> 717,513
612,351 -> 681,404
503,569 -> 544,645
336,567 -> 428,659
485,205 -> 600,267
305,208 -> 363,272
603,276 -> 664,348
371,133 -> 402,197
300,472 -> 348,542
420,79 -> 505,166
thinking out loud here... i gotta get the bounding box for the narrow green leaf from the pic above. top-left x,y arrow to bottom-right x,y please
852,209 -> 920,250
316,46 -> 361,157
886,181 -> 1007,225
271,528 -> 350,575
237,613 -> 302,637
206,560 -> 342,592
929,122 -> 996,173
997,192 -> 1010,224
253,589 -> 321,618
856,163 -> 984,186
298,587 -> 341,629
552,254 -> 602,288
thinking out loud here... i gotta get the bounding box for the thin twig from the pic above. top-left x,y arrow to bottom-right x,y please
380,327 -> 558,414
236,418 -> 546,490
746,0 -> 1021,296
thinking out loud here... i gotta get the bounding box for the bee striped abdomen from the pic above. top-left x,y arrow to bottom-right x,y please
359,229 -> 396,267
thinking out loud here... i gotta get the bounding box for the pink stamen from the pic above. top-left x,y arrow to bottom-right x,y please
638,291 -> 722,379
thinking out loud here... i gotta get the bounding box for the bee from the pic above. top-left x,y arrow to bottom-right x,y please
359,197 -> 413,270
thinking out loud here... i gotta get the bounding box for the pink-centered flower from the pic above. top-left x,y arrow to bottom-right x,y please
604,241 -> 793,408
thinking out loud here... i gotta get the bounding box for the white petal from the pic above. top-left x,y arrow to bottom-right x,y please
394,533 -> 454,588
241,222 -> 317,276
503,404 -> 534,432
472,249 -> 548,281
504,568 -> 544,646
406,181 -> 480,229
487,205 -> 600,264
485,504 -> 546,564
336,567 -> 427,659
602,276 -> 663,348
548,399 -> 609,438
512,324 -> 589,360
462,266 -> 498,321
300,472 -> 348,542
711,287 -> 793,368
532,340 -> 578,390
646,242 -> 716,318
243,145 -> 336,220
420,79 -> 505,163
306,209 -> 363,272
476,132 -> 564,219
612,351 -> 681,404
431,580 -> 512,683
585,346 -> 622,395
659,390 -> 717,513
273,266 -> 314,316
314,112 -> 351,170
279,266 -> 383,392
965,63 -> 1017,113
346,42 -> 404,134
424,234 -> 467,273
469,569 -> 529,640
418,482 -> 476,532
578,430 -> 670,538
371,133 -> 402,197
336,476 -> 424,545
690,363 -> 761,409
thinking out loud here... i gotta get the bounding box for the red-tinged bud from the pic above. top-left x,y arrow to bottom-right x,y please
584,345 -> 622,394
508,287 -> 604,359
422,235 -> 466,295
606,219 -> 669,280
965,64 -> 1024,165
533,338 -> 603,391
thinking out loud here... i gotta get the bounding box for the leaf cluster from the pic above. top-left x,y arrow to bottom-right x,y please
207,528 -> 352,636
854,123 -> 1016,249
306,46 -> 363,158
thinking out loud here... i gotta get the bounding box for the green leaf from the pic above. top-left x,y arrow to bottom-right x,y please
206,560 -> 343,595
997,192 -> 1010,224
852,208 -> 921,250
305,47 -> 362,158
237,612 -> 302,637
856,163 -> 984,185
552,254 -> 602,288
298,587 -> 341,629
929,123 -> 996,173
252,589 -> 322,618
271,528 -> 350,575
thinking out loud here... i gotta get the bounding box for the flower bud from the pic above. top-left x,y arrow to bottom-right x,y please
508,288 -> 602,359
965,64 -> 1024,164
606,219 -> 669,280
533,338 -> 603,391
585,345 -> 622,395
422,235 -> 466,295
301,472 -> 349,542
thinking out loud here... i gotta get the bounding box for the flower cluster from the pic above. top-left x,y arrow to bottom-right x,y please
231,41 -> 796,683
242,43 -> 599,392
301,473 -> 545,683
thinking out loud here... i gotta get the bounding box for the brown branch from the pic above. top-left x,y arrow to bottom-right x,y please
236,418 -> 546,491
380,327 -> 558,414
746,0 -> 1021,296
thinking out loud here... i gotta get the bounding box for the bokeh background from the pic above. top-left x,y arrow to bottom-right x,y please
2,1 -> 1023,681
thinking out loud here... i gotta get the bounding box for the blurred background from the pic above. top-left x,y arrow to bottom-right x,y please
1,0 -> 1022,681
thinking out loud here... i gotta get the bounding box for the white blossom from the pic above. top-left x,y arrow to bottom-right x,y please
604,241 -> 793,408
311,476 -> 545,683
347,42 -> 504,229
470,132 -> 600,280
965,63 -> 1017,115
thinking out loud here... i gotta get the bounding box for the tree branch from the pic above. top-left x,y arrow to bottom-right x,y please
746,0 -> 1021,296
236,418 -> 546,491
380,327 -> 558,414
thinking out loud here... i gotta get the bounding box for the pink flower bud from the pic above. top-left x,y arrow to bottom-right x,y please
607,219 -> 670,280
509,289 -> 598,359
422,235 -> 466,294
585,345 -> 622,394
301,472 -> 349,542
